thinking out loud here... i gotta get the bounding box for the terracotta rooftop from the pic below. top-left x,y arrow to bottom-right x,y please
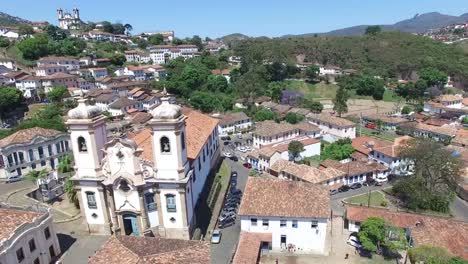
288,107 -> 311,116
211,69 -> 231,75
321,159 -> 389,176
0,127 -> 63,148
88,235 -> 210,264
109,97 -> 139,109
307,113 -> 356,128
401,122 -> 458,137
453,129 -> 468,147
239,177 -> 330,218
233,232 -> 272,264
265,136 -> 320,153
181,107 -> 219,160
436,94 -> 463,102
131,112 -> 152,125
42,72 -> 78,80
352,136 -> 393,155
253,121 -> 319,137
463,98 -> 468,106
247,146 -> 280,160
271,159 -> 345,183
345,205 -> 468,260
219,112 -> 250,126
130,108 -> 219,162
0,208 -> 43,242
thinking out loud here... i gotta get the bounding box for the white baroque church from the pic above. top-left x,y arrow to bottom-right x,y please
57,8 -> 85,30
66,96 -> 221,239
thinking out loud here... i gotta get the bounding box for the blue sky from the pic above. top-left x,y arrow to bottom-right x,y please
1,0 -> 467,38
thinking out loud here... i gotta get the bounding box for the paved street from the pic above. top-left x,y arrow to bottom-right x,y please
451,196 -> 468,222
211,158 -> 250,264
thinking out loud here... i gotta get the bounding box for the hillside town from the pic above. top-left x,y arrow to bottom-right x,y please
0,4 -> 467,264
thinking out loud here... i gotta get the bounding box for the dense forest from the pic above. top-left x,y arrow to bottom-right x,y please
232,32 -> 468,88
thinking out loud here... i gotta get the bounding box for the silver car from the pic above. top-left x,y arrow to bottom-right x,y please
211,229 -> 221,244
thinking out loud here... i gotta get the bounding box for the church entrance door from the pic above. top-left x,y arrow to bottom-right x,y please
123,214 -> 139,236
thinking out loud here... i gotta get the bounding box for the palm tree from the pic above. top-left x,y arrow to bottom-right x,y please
57,154 -> 73,175
64,178 -> 79,208
26,169 -> 48,182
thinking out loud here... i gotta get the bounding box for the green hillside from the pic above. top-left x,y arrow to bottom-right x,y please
232,32 -> 468,83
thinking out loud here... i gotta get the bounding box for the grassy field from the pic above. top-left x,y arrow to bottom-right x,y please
358,127 -> 398,141
282,80 -> 403,102
345,191 -> 390,208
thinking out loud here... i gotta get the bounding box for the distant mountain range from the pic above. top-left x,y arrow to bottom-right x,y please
0,11 -> 31,26
283,12 -> 468,37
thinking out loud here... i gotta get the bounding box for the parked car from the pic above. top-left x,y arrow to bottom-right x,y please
231,171 -> 238,178
350,183 -> 362,189
347,235 -> 362,249
6,175 -> 23,183
223,141 -> 230,146
219,212 -> 236,222
219,218 -> 235,229
230,156 -> 239,162
338,185 -> 350,192
375,181 -> 383,186
223,152 -> 233,158
221,136 -> 231,141
211,229 -> 221,244
329,189 -> 339,195
363,179 -> 376,186
243,162 -> 252,169
231,189 -> 242,196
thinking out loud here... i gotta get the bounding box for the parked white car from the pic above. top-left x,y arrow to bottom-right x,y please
347,235 -> 362,249
223,152 -> 233,158
211,229 -> 221,244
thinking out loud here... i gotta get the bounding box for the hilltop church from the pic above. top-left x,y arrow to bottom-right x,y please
57,8 -> 85,30
66,95 -> 220,239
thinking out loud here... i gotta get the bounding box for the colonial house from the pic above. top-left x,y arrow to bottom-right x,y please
15,75 -> 42,98
88,30 -> 116,42
218,112 -> 252,136
0,206 -> 61,264
88,236 -> 210,264
78,68 -> 108,79
252,121 -> 320,148
35,65 -> 68,76
0,127 -> 70,181
362,114 -> 411,131
0,27 -> 19,39
345,205 -> 468,260
351,136 -> 393,159
424,94 -> 464,114
67,97 -> 221,239
307,113 -> 356,141
237,178 -> 330,254
108,97 -> 142,117
264,136 -> 321,161
368,136 -> 413,176
0,59 -> 17,70
247,147 -> 282,172
269,159 -> 346,188
124,50 -> 151,64
117,65 -> 166,81
127,87 -> 160,111
41,72 -> 79,92
320,159 -> 389,184
37,56 -> 80,70
149,45 -> 198,64
4,71 -> 29,85
399,122 -> 457,142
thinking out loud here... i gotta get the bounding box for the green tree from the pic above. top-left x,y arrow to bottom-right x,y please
306,65 -> 320,81
44,25 -> 67,41
18,24 -> 34,36
0,87 -> 23,121
205,75 -> 228,92
57,154 -> 73,174
0,36 -> 10,47
333,87 -> 349,117
16,33 -> 49,60
365,25 -> 382,36
288,141 -> 305,162
392,138 -> 462,212
189,91 -> 218,113
148,34 -> 164,45
358,217 -> 386,252
307,101 -> 324,113
47,85 -> 68,104
408,245 -> 459,264
101,21 -> 114,33
235,65 -> 269,103
64,178 -> 79,208
462,116 -> 468,125
401,105 -> 412,115
321,141 -> 354,160
191,35 -> 203,50
355,75 -> 385,99
267,82 -> 283,103
266,62 -> 288,82
253,108 -> 277,122
285,112 -> 304,124
26,169 -> 48,182
110,53 -> 126,66
112,23 -> 125,35
124,23 -> 133,36
419,68 -> 447,88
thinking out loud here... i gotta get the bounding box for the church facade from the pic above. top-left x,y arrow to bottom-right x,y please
66,97 -> 220,239
57,8 -> 85,30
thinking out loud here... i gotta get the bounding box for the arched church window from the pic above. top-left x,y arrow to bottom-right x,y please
181,132 -> 186,150
78,137 -> 87,152
160,137 -> 170,153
